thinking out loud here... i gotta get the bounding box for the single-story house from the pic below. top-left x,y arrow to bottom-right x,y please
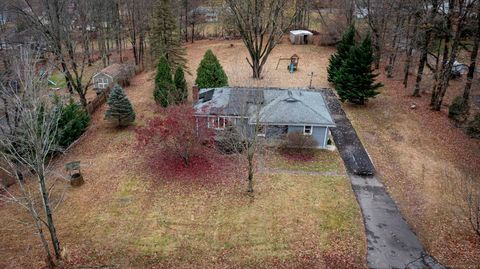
193,87 -> 335,148
289,30 -> 313,45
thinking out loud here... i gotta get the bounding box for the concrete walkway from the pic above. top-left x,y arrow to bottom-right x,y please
322,90 -> 446,269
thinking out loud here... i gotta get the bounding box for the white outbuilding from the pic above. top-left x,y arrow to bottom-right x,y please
289,30 -> 313,45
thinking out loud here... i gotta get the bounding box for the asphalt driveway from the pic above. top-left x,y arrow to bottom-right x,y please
322,89 -> 445,269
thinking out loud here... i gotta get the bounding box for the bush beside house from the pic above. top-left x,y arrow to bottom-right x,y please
195,49 -> 228,89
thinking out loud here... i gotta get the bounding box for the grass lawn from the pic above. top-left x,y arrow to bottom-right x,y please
48,72 -> 67,88
266,148 -> 342,173
53,171 -> 365,268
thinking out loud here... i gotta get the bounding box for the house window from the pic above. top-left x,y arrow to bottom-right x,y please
304,125 -> 313,135
96,77 -> 109,89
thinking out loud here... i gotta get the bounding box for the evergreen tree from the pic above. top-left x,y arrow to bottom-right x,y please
327,25 -> 356,83
154,55 -> 174,107
150,0 -> 186,68
105,84 -> 136,126
174,66 -> 187,104
57,99 -> 90,148
195,49 -> 228,89
333,35 -> 383,105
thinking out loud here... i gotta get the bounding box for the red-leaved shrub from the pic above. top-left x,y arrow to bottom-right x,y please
136,104 -> 214,167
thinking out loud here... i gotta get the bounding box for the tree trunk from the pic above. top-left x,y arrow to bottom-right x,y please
247,153 -> 254,193
32,205 -> 55,268
372,30 -> 382,69
185,2 -> 189,42
431,0 -> 455,106
403,15 -> 418,88
38,171 -> 61,260
191,22 -> 195,43
252,58 -> 262,79
413,0 -> 438,96
463,6 -> 480,102
386,16 -> 403,78
413,34 -> 430,97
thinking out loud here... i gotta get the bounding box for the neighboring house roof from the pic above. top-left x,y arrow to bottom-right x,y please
194,87 -> 335,127
289,30 -> 313,36
191,6 -> 219,16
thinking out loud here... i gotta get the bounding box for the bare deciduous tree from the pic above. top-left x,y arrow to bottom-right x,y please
225,0 -> 296,79
217,89 -> 267,193
12,0 -> 97,108
430,0 -> 478,110
0,49 -> 64,268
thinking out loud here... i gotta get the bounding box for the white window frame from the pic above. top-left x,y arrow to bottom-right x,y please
304,125 -> 313,135
96,77 -> 109,89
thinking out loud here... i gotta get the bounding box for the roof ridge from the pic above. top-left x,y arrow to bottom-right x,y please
297,98 -> 331,124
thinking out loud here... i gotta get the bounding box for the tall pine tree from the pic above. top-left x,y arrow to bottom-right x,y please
154,56 -> 174,107
327,25 -> 356,83
174,66 -> 187,103
105,84 -> 136,126
195,49 -> 228,89
150,0 -> 187,68
334,35 -> 382,105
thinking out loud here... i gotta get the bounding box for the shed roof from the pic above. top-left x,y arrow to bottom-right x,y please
289,30 -> 313,36
194,87 -> 335,127
96,63 -> 123,78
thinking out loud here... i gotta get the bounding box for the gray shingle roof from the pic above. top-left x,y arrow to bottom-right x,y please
194,87 -> 335,127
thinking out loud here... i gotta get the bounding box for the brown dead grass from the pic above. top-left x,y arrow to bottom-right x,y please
342,61 -> 480,267
184,39 -> 334,91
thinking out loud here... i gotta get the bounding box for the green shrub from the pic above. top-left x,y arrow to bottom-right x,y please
327,25 -> 356,84
57,99 -> 91,149
467,113 -> 480,139
333,35 -> 382,105
195,49 -> 228,89
105,84 -> 136,127
154,80 -> 174,107
155,55 -> 173,84
154,55 -> 174,107
448,96 -> 469,122
174,66 -> 187,104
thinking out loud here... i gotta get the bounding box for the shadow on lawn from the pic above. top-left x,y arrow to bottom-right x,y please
278,148 -> 317,162
142,147 -> 243,185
